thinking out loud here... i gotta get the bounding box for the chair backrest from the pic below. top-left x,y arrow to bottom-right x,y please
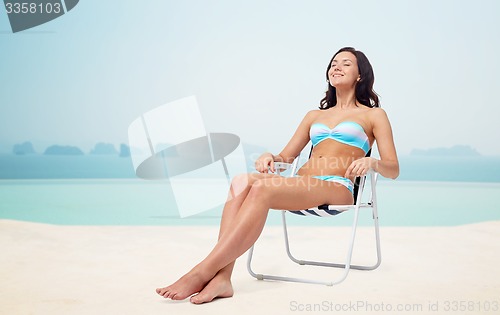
307,148 -> 372,205
352,149 -> 371,204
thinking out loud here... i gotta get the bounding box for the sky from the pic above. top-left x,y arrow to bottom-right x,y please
1,0 -> 499,156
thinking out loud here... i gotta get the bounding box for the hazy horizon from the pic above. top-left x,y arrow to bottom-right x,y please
0,140 -> 497,157
1,0 -> 500,156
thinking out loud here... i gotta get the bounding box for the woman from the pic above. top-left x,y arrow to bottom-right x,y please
156,47 -> 399,304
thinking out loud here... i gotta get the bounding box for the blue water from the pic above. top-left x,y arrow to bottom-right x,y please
1,154 -> 499,226
1,178 -> 499,226
1,154 -> 500,182
0,155 -> 136,179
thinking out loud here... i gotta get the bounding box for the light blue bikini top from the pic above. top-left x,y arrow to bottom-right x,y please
309,121 -> 370,154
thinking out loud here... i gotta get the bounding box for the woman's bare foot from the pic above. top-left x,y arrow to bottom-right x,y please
190,276 -> 234,304
156,268 -> 212,301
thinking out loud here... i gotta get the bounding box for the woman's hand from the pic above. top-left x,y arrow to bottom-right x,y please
255,153 -> 275,173
345,157 -> 378,178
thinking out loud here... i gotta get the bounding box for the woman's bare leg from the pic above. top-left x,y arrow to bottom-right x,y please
189,174 -> 257,304
157,175 -> 352,301
156,173 -> 273,302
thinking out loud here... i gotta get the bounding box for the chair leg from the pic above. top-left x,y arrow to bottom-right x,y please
246,245 -> 263,280
284,207 -> 381,270
246,213 -> 344,285
247,206 -> 381,286
247,206 -> 367,286
371,205 -> 382,269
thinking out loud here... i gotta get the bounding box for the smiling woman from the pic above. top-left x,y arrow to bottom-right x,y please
156,47 -> 399,304
322,47 -> 379,109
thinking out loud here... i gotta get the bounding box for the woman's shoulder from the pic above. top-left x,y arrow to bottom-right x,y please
366,107 -> 391,127
367,107 -> 388,119
303,109 -> 323,121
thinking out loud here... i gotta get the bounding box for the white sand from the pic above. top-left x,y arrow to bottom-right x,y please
1,219 -> 499,315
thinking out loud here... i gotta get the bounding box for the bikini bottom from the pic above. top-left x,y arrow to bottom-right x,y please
289,174 -> 355,217
303,175 -> 354,194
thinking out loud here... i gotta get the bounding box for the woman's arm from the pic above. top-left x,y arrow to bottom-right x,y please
345,108 -> 399,179
370,108 -> 399,179
255,110 -> 316,173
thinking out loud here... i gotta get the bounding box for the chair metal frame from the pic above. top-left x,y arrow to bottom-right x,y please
246,157 -> 381,286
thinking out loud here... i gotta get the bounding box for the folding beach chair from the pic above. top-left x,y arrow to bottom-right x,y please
246,149 -> 381,286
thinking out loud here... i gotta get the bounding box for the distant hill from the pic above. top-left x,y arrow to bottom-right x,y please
12,141 -> 36,155
90,142 -> 118,155
119,143 -> 131,157
410,145 -> 481,157
44,145 -> 84,155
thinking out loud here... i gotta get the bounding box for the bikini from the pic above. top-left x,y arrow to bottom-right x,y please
305,121 -> 371,194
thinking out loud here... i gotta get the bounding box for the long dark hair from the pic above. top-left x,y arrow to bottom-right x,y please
319,47 -> 380,109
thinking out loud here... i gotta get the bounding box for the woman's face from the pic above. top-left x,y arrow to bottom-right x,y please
328,51 -> 360,88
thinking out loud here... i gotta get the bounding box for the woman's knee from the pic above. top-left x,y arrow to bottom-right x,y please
246,179 -> 273,203
230,173 -> 278,198
230,173 -> 253,195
